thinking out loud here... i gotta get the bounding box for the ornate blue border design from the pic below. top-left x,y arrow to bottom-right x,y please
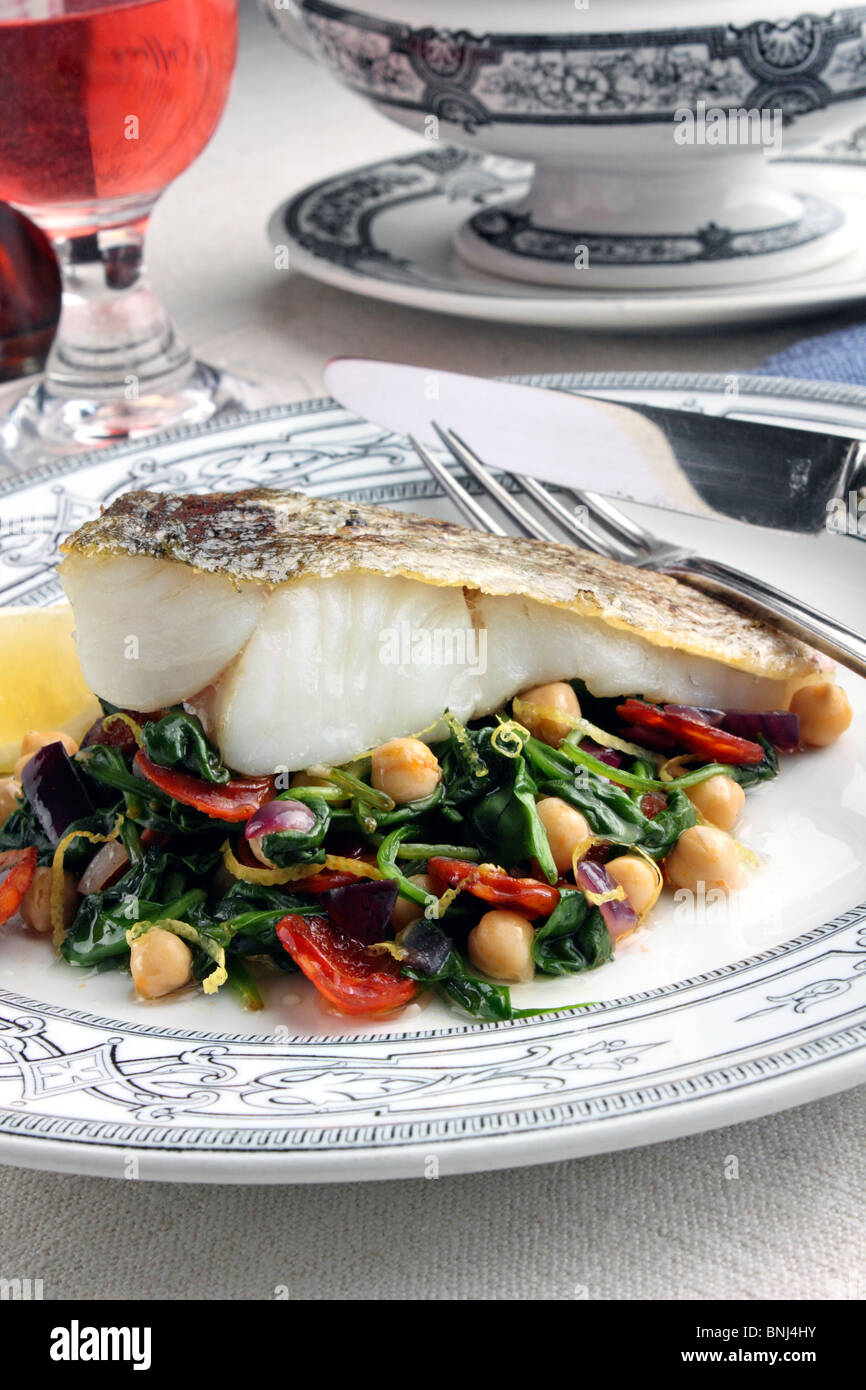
468,194 -> 843,266
279,149 -> 846,278
297,2 -> 866,130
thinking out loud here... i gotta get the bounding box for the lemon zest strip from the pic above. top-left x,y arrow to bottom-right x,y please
51,818 -> 122,951
222,842 -> 385,886
221,842 -> 319,886
367,939 -> 409,961
490,718 -> 526,759
323,855 -> 386,880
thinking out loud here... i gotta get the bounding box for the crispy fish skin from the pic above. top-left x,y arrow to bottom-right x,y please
61,488 -> 821,682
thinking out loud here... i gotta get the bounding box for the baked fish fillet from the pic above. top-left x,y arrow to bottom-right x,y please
59,488 -> 824,774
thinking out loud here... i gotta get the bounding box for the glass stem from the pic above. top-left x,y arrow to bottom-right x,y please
46,215 -> 194,402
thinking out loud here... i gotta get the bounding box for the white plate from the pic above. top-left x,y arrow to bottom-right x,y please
271,149 -> 866,330
0,371 -> 864,1182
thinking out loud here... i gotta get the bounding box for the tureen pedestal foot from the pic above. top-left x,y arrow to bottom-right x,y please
453,158 -> 851,290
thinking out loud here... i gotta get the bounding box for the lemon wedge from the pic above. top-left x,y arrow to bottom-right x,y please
0,603 -> 102,773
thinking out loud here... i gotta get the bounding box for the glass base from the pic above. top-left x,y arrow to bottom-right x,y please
0,361 -> 270,470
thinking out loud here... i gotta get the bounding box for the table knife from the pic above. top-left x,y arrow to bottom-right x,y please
324,357 -> 865,539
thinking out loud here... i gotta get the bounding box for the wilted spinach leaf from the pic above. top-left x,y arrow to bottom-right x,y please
210,879 -> 319,973
361,784 -> 444,832
77,744 -> 220,837
438,722 -> 556,882
730,735 -> 779,789
540,770 -> 645,844
0,797 -> 54,862
403,945 -> 514,1022
62,883 -> 206,968
538,770 -> 695,861
637,788 -> 697,858
532,893 -> 612,976
471,751 -> 557,884
141,709 -> 229,784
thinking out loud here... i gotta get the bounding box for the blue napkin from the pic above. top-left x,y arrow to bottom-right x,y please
756,322 -> 866,386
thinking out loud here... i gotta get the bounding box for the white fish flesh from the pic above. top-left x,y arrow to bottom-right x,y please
59,488 -> 824,774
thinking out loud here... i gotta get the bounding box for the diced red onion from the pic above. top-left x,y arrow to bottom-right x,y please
320,878 -> 399,944
580,737 -> 623,769
397,917 -> 452,977
244,799 -> 317,841
664,705 -> 724,726
574,859 -> 612,896
20,741 -> 96,844
77,840 -> 129,895
575,860 -> 638,940
763,711 -> 800,752
720,709 -> 799,753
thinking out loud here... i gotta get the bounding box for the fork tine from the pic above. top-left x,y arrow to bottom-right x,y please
435,423 -> 639,561
519,476 -> 642,564
564,487 -> 656,552
408,434 -> 507,536
433,424 -> 562,545
412,425 -> 652,566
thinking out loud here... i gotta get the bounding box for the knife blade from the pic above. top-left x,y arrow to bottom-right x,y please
323,358 -> 866,537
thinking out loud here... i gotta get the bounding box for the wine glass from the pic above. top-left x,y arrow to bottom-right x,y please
0,0 -> 241,467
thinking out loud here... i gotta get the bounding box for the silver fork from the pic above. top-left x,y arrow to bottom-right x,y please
409,423 -> 866,679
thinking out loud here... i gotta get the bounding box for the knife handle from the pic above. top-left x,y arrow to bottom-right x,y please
663,555 -> 866,680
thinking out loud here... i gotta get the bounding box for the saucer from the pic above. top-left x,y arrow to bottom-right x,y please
780,122 -> 866,167
269,145 -> 866,331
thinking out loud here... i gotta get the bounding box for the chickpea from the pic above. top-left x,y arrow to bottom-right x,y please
392,873 -> 436,932
536,796 -> 591,876
665,825 -> 744,896
686,774 -> 745,832
14,729 -> 78,781
0,777 -> 22,825
19,866 -> 79,935
130,928 -> 193,1000
468,909 -> 535,983
371,738 -> 441,805
607,855 -> 659,917
790,682 -> 853,748
517,681 -> 580,747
